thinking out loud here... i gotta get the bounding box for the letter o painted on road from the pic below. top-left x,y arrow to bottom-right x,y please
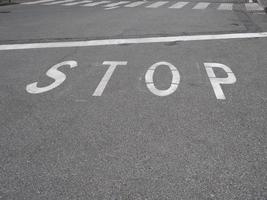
145,61 -> 180,96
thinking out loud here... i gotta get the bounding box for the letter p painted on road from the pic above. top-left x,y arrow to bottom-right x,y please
204,62 -> 236,100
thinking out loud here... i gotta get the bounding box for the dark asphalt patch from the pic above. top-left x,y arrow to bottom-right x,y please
0,2 -> 18,6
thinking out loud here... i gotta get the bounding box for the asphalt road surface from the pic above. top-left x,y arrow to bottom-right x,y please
0,0 -> 266,200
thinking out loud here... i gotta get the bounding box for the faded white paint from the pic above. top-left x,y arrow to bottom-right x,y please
217,3 -> 233,10
93,61 -> 128,96
192,2 -> 210,9
124,1 -> 147,7
26,61 -> 77,94
169,1 -> 188,9
104,6 -> 120,10
245,3 -> 264,11
22,0 -> 55,5
146,1 -> 168,8
145,61 -> 180,96
82,1 -> 110,6
62,0 -> 92,6
204,63 -> 236,100
103,1 -> 130,7
44,0 -> 75,5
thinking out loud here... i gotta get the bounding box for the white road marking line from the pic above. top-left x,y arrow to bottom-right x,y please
146,1 -> 168,8
217,3 -> 233,10
62,0 -> 92,6
1,32 -> 267,51
82,1 -> 110,6
21,0 -> 56,5
245,3 -> 264,11
124,1 -> 147,7
169,1 -> 188,9
192,2 -> 210,9
43,0 -> 75,5
103,1 -> 130,7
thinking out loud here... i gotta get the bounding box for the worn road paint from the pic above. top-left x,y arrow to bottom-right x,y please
44,0 -> 75,5
124,1 -> 147,7
204,63 -> 236,100
103,1 -> 129,7
146,1 -> 168,8
192,2 -> 210,9
92,61 -> 127,96
1,32 -> 267,51
26,61 -> 78,94
169,1 -> 188,9
104,6 -> 120,9
82,1 -> 110,6
62,0 -> 92,6
21,0 -> 55,4
145,61 -> 180,96
245,3 -> 264,11
217,3 -> 233,10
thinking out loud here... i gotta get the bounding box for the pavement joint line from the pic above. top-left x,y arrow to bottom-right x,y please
0,32 -> 267,51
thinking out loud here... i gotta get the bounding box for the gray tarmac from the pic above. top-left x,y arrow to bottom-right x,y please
0,1 -> 266,200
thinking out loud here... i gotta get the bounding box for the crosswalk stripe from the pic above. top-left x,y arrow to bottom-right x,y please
104,1 -> 130,7
169,1 -> 188,9
62,0 -> 92,6
82,1 -> 110,6
124,1 -> 147,7
217,3 -> 233,10
192,2 -> 210,9
245,3 -> 263,11
44,0 -> 76,5
105,6 -> 120,9
146,1 -> 168,8
21,0 -> 56,5
21,0 -> 262,13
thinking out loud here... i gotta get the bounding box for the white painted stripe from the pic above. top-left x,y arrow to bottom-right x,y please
245,3 -> 264,11
21,0 -> 56,5
124,1 -> 147,7
1,32 -> 267,51
103,1 -> 130,7
169,1 -> 188,9
104,6 -> 120,9
43,0 -> 75,5
62,0 -> 92,6
192,2 -> 210,9
146,1 -> 168,8
217,3 -> 233,10
82,1 -> 110,6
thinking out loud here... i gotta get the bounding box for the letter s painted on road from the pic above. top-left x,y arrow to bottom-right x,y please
26,61 -> 78,94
